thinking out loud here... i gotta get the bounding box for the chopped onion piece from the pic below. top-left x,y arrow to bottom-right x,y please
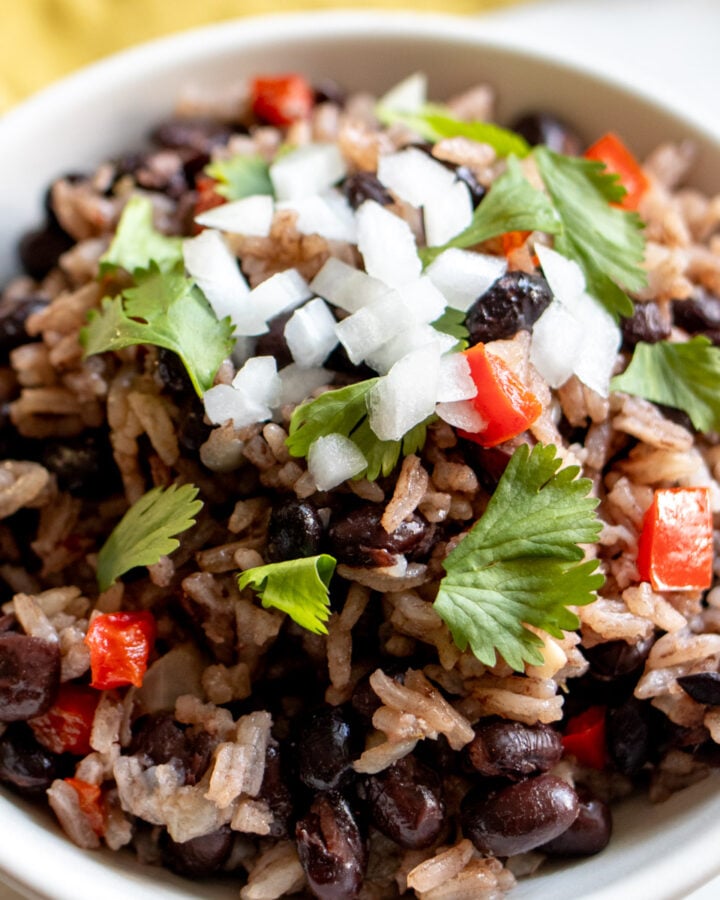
203,384 -> 272,428
426,248 -> 507,312
571,291 -> 621,397
248,269 -> 312,324
365,324 -> 456,375
194,195 -> 274,236
310,257 -> 390,314
270,144 -> 347,202
437,353 -> 477,402
277,191 -> 357,243
335,293 -> 408,365
356,200 -> 421,288
284,298 -> 338,368
530,302 -> 583,389
232,356 -> 282,408
536,243 -> 585,306
396,277 -> 447,325
278,363 -> 332,407
308,434 -> 366,491
436,399 -> 487,433
423,180 -> 473,247
183,231 -> 265,335
377,72 -> 427,114
367,346 -> 441,442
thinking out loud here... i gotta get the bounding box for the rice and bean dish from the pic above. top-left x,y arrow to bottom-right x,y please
1,70 -> 720,898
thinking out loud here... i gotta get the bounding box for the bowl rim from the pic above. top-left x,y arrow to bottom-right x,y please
2,9 -> 720,900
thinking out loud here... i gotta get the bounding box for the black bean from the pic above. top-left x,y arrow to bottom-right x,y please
296,792 -> 366,900
621,301 -> 672,348
351,665 -> 405,722
152,118 -> 234,156
606,697 -> 652,776
672,287 -> 720,338
327,505 -> 434,568
155,346 -> 194,397
314,79 -> 347,107
0,296 -> 48,360
540,791 -> 612,857
342,172 -> 393,211
454,165 -> 486,208
510,111 -> 584,156
254,312 -> 294,368
259,739 -> 295,838
0,723 -> 61,795
297,706 -> 356,792
465,719 -> 563,780
161,825 -> 233,878
584,636 -> 654,683
175,396 -> 213,456
0,633 -> 60,722
365,755 -> 444,849
42,430 -> 118,497
465,271 -> 553,345
130,713 -> 214,785
18,225 -> 74,281
677,672 -> 720,706
461,774 -> 579,856
267,499 -> 324,563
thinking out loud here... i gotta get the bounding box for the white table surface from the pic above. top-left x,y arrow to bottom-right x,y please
1,1 -> 719,897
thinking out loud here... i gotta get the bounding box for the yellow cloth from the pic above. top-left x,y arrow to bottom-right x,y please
0,0 -> 523,113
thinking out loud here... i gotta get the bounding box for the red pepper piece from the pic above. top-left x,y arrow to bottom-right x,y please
459,342 -> 542,448
193,173 -> 225,230
84,610 -> 156,690
29,683 -> 100,756
562,705 -> 607,770
636,486 -> 713,591
65,777 -> 105,836
250,74 -> 314,127
584,132 -> 649,211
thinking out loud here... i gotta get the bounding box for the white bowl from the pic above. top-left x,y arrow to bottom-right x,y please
1,11 -> 719,900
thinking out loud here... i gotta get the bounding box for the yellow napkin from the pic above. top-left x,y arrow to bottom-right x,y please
0,0 -> 524,113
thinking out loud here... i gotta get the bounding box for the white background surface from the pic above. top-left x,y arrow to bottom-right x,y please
1,0 -> 719,897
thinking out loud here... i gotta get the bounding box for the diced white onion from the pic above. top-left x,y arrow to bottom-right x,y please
395,277 -> 447,325
530,302 -> 583,389
367,346 -> 441,442
203,384 -> 272,429
425,248 -> 506,312
422,180 -> 473,247
356,200 -> 421,288
376,72 -> 427,114
536,243 -> 585,306
437,353 -> 477,402
570,291 -> 622,397
284,298 -> 338,368
334,293 -> 408,365
308,434 -> 366,491
232,356 -> 282,408
270,144 -> 347,202
365,324 -> 456,375
248,269 -> 312,324
183,231 -> 264,334
194,195 -> 274,236
310,257 -> 390,314
277,364 -> 332,406
277,191 -> 357,243
436,399 -> 486,433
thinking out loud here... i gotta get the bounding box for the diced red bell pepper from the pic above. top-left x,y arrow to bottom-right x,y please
29,683 -> 100,756
250,74 -> 314,127
459,342 -> 542,447
65,777 -> 105,836
84,610 -> 156,690
636,486 -> 713,592
562,705 -> 607,770
584,132 -> 649,211
193,173 -> 226,229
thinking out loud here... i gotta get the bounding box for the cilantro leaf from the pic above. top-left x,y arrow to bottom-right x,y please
610,336 -> 720,432
420,156 -> 561,264
378,104 -> 530,158
534,147 -> 646,318
285,378 -> 432,481
434,443 -> 603,671
96,484 -> 202,592
237,555 -> 336,634
204,154 -> 274,201
100,195 -> 183,276
81,263 -> 234,397
431,307 -> 470,347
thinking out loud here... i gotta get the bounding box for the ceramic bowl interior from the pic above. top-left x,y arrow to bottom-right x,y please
1,11 -> 719,900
